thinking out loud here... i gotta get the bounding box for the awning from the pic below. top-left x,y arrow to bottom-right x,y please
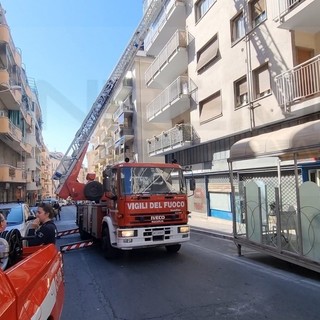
229,119 -> 320,162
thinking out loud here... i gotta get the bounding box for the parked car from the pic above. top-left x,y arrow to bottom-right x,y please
29,206 -> 38,216
0,203 -> 35,237
41,198 -> 57,205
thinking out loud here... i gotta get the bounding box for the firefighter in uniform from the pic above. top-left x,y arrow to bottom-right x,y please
28,203 -> 56,246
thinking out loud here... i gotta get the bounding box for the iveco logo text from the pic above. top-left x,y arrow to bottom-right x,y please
151,215 -> 165,221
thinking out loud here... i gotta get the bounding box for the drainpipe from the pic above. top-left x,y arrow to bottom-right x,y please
244,29 -> 255,131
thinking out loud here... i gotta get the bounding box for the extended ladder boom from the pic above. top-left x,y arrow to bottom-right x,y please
53,0 -> 163,197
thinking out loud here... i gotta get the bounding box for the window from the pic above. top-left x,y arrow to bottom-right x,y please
196,35 -> 219,73
195,0 -> 216,22
309,169 -> 320,187
199,91 -> 222,124
253,63 -> 270,99
231,12 -> 245,43
234,76 -> 248,108
250,0 -> 266,27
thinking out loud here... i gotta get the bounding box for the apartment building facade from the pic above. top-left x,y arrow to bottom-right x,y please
0,5 -> 44,204
88,52 -> 165,180
89,0 -> 320,220
144,0 -> 320,219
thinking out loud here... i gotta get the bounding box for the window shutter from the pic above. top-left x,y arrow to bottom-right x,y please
256,65 -> 270,95
197,38 -> 219,72
200,92 -> 222,123
238,78 -> 247,95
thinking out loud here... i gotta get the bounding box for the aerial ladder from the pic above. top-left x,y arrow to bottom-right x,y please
53,0 -> 164,201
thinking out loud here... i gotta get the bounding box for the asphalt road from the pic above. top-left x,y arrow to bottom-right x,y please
56,206 -> 320,320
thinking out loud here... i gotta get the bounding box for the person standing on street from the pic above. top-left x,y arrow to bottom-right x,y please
53,202 -> 61,220
27,203 -> 56,246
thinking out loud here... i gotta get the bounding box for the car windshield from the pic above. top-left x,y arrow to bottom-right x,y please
120,167 -> 186,195
0,207 -> 23,226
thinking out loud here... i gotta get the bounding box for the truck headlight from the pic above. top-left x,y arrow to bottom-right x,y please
118,230 -> 137,237
178,226 -> 190,233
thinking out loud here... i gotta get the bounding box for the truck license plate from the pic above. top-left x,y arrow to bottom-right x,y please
152,230 -> 164,236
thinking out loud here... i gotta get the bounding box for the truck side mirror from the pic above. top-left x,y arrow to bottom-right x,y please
189,178 -> 196,191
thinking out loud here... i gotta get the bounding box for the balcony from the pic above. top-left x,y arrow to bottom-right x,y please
274,0 -> 320,32
21,140 -> 32,155
26,158 -> 40,172
101,112 -> 113,127
0,116 -> 33,154
112,77 -> 133,102
100,147 -> 107,159
120,127 -> 134,137
145,30 -> 188,88
113,102 -> 134,122
100,130 -> 112,143
0,115 -> 22,142
275,54 -> 320,108
114,151 -> 135,164
95,142 -> 105,151
144,0 -> 186,56
105,137 -> 114,149
147,124 -> 199,156
0,70 -> 22,110
147,76 -> 191,122
14,49 -> 22,67
0,164 -> 27,183
20,103 -> 33,128
0,25 -> 21,67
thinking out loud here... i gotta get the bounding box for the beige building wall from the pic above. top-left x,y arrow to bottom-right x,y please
187,0 -> 294,143
132,53 -> 167,163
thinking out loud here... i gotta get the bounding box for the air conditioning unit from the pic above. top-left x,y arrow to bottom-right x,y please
0,110 -> 7,117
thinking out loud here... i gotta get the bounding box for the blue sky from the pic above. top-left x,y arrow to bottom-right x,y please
1,0 -> 143,152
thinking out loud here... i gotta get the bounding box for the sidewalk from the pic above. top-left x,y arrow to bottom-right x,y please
188,212 -> 233,240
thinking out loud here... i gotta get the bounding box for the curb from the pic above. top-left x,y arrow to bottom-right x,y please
190,226 -> 233,241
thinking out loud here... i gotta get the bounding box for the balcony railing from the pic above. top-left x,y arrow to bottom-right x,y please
147,76 -> 190,121
21,140 -> 32,155
0,116 -> 23,141
145,30 -> 187,85
144,0 -> 184,52
0,24 -> 22,67
274,0 -> 304,21
0,164 -> 27,182
147,124 -> 199,155
113,103 -> 134,121
113,77 -> 133,102
275,54 -> 320,107
100,130 -> 112,143
105,138 -> 113,149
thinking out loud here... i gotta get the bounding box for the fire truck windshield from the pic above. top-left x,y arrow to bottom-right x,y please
120,167 -> 186,195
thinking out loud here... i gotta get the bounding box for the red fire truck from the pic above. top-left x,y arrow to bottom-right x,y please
76,161 -> 193,258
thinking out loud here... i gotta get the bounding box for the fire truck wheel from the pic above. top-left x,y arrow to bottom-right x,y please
165,244 -> 181,253
102,226 -> 118,259
84,181 -> 104,202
